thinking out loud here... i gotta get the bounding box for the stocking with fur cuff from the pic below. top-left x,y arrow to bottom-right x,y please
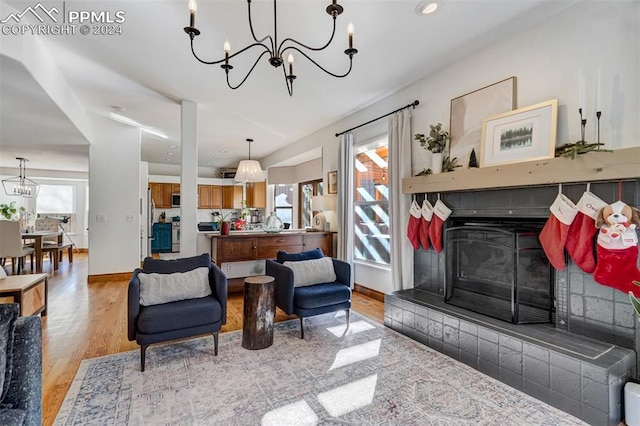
539,193 -> 578,271
428,199 -> 452,253
419,200 -> 434,250
407,200 -> 422,251
565,191 -> 607,273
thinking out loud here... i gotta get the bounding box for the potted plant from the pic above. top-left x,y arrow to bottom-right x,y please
415,123 -> 450,174
212,210 -> 233,235
0,202 -> 18,220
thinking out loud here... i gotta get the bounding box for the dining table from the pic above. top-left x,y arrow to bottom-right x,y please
21,230 -> 63,273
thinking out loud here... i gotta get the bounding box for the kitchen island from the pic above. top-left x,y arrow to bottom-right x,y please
200,230 -> 334,267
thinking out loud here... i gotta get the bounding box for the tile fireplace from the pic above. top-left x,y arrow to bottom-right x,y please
386,180 -> 639,425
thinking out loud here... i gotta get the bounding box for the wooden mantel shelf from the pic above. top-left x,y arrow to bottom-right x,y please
403,147 -> 640,194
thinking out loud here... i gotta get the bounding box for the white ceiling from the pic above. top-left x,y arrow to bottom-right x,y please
0,0 -> 574,174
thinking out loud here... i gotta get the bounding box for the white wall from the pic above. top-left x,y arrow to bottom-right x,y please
260,1 -> 640,294
88,118 -> 141,275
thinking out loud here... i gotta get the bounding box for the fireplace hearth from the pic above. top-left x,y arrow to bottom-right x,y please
444,220 -> 553,324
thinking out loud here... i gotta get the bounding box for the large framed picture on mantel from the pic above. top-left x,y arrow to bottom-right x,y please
480,99 -> 558,167
449,77 -> 517,167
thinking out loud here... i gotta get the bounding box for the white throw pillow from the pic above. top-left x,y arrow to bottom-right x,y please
138,267 -> 211,306
283,257 -> 337,287
0,267 -> 6,280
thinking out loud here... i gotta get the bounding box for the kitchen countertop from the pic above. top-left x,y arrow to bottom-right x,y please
199,229 -> 333,237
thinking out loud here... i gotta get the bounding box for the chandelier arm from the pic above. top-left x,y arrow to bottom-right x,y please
282,66 -> 294,96
283,46 -> 354,78
190,39 -> 270,65
277,16 -> 337,54
247,0 -> 275,52
226,50 -> 271,90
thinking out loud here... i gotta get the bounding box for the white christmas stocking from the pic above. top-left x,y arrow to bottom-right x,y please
428,199 -> 452,253
539,194 -> 579,271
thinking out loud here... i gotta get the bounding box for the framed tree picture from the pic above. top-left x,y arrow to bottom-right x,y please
449,77 -> 517,167
480,99 -> 558,167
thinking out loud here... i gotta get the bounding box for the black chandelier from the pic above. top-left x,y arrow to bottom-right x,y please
183,0 -> 358,96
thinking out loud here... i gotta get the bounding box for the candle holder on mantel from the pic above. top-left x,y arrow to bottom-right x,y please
554,108 -> 610,159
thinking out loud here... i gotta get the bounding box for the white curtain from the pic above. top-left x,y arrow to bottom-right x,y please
388,109 -> 413,291
337,133 -> 355,287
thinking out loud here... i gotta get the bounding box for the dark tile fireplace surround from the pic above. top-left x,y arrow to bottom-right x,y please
384,180 -> 639,425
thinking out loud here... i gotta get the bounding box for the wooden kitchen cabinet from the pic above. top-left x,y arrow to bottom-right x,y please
246,181 -> 266,208
214,231 -> 333,265
171,184 -> 180,194
222,185 -> 243,209
149,182 -> 172,208
217,237 -> 256,262
199,185 -> 223,209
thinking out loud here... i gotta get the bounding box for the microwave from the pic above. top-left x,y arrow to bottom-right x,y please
171,193 -> 180,207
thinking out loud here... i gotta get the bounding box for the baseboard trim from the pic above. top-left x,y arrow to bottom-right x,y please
88,272 -> 132,283
76,248 -> 88,253
354,283 -> 385,303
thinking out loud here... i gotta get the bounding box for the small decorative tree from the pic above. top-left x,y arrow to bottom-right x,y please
469,148 -> 479,168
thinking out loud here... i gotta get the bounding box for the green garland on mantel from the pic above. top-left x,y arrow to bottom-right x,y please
554,141 -> 613,159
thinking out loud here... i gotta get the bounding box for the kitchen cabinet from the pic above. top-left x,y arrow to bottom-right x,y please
222,185 -> 243,209
213,231 -> 333,265
198,185 -> 222,209
151,223 -> 172,253
246,181 -> 266,208
171,184 -> 181,194
149,182 -> 172,208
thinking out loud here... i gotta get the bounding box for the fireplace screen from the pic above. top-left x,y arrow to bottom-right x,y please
444,222 -> 553,324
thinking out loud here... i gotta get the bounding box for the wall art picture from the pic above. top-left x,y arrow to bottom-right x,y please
480,99 -> 558,167
327,170 -> 338,194
449,77 -> 517,166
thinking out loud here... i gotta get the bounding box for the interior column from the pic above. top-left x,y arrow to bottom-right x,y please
180,100 -> 198,257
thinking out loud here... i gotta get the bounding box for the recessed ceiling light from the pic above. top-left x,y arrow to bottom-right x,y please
167,152 -> 174,156
168,144 -> 177,149
219,150 -> 227,154
165,158 -> 172,162
416,1 -> 438,15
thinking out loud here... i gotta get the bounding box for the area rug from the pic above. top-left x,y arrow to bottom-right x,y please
56,312 -> 585,425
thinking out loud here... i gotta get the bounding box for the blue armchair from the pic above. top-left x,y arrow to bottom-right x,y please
128,253 -> 227,371
266,249 -> 351,338
0,303 -> 41,426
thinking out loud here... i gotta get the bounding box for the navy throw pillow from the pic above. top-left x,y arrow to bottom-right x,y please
276,248 -> 324,263
143,253 -> 211,274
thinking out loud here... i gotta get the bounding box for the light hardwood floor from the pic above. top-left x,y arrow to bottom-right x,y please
36,253 -> 384,426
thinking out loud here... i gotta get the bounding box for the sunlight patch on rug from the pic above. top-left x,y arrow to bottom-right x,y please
260,399 -> 318,426
317,374 -> 378,417
330,339 -> 381,370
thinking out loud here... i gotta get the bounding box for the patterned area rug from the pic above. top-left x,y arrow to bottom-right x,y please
56,312 -> 585,425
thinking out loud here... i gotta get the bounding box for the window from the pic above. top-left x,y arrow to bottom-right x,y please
274,184 -> 294,227
354,138 -> 389,265
298,179 -> 324,228
36,184 -> 77,233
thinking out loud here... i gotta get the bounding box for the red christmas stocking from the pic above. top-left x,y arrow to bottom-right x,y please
428,199 -> 452,253
565,191 -> 607,273
593,245 -> 640,297
419,200 -> 433,250
407,200 -> 421,251
539,194 -> 578,271
593,215 -> 640,296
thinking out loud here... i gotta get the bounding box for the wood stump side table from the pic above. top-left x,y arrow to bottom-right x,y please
242,275 -> 275,350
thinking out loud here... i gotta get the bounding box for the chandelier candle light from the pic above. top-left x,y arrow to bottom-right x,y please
2,157 -> 39,198
183,0 -> 358,96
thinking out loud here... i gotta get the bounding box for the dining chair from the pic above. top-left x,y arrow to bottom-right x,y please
0,221 -> 35,274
